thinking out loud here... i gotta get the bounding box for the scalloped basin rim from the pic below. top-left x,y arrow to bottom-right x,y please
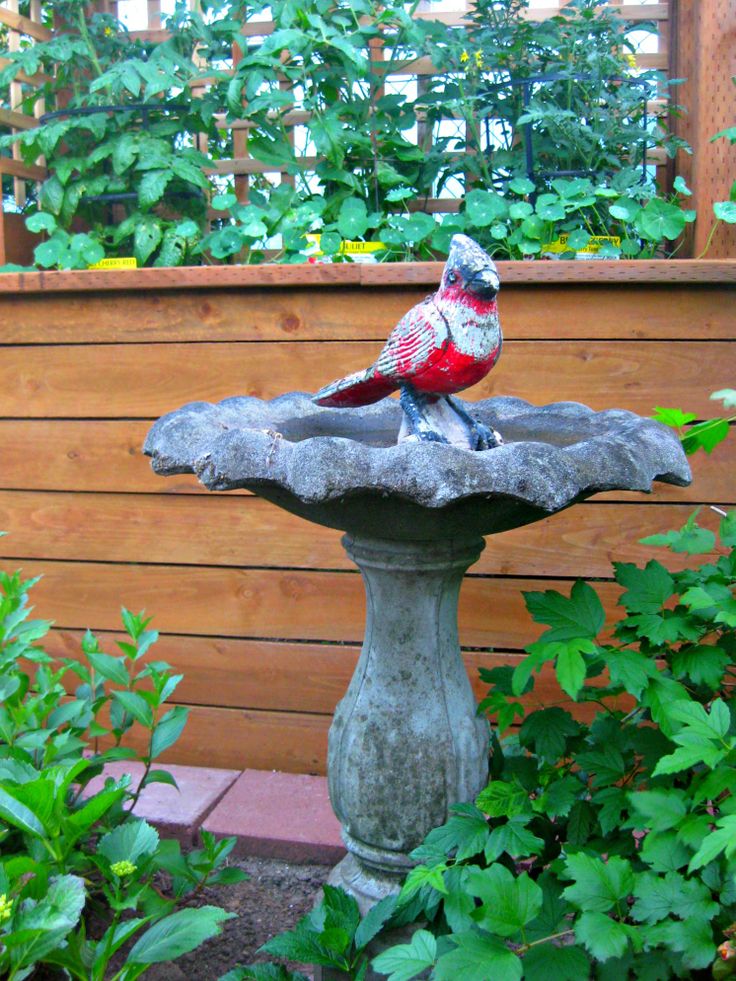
144,393 -> 692,539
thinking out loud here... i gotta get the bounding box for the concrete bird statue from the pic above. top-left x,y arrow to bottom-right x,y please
313,234 -> 503,450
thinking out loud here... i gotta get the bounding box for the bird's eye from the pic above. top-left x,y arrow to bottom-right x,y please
447,271 -> 458,284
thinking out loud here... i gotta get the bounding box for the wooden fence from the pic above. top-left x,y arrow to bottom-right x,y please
0,259 -> 733,772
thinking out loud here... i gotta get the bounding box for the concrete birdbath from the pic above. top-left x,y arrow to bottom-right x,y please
144,391 -> 691,912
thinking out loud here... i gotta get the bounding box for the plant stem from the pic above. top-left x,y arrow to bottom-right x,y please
76,8 -> 105,80
517,928 -> 576,953
695,219 -> 722,260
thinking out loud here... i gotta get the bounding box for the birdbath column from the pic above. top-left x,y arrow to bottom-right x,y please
326,532 -> 489,911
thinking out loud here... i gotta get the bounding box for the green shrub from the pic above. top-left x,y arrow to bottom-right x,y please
0,562 -> 245,980
250,508 -> 736,980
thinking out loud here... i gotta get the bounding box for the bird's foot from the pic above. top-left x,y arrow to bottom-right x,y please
469,420 -> 504,451
400,384 -> 450,445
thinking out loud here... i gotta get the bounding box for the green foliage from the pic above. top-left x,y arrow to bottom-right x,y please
0,563 -> 244,979
258,508 -> 736,979
654,388 -> 736,458
0,0 -> 694,268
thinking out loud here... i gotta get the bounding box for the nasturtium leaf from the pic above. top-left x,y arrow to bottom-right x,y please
535,196 -> 566,222
714,200 -> 736,223
337,198 -> 369,239
609,197 -> 640,222
673,175 -> 691,196
211,192 -> 238,211
509,176 -> 535,195
566,228 -> 590,250
434,930 -> 522,981
508,201 -> 533,220
25,212 -> 57,234
575,912 -> 634,962
711,388 -> 736,408
635,198 -> 687,241
34,237 -> 65,269
562,853 -> 634,913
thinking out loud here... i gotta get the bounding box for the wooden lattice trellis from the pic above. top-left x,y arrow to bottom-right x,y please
0,0 -> 733,257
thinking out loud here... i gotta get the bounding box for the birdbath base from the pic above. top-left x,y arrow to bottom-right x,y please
326,533 -> 490,913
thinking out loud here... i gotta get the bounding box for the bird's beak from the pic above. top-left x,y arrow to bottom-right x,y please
466,268 -> 499,299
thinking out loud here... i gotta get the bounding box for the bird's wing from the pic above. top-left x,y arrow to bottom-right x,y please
372,297 -> 449,381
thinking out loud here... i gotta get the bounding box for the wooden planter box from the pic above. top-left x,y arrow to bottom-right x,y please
0,260 -> 733,773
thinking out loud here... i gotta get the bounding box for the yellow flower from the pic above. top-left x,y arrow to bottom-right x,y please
0,893 -> 13,922
104,26 -> 114,37
110,860 -> 137,878
625,52 -> 637,70
460,50 -> 470,64
474,50 -> 484,70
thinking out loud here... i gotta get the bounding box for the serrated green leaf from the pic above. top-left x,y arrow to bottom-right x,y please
628,790 -> 687,833
476,779 -> 530,819
467,865 -> 542,937
519,708 -> 580,762
562,854 -> 634,913
688,816 -> 736,872
575,911 -> 633,962
523,943 -> 590,981
371,929 -> 437,981
485,816 -> 544,861
434,930 -> 522,981
410,805 -> 489,864
523,581 -> 604,642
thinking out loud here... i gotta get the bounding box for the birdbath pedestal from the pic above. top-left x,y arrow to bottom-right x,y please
144,393 -> 690,913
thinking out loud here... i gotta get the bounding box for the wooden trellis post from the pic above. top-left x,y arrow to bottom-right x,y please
670,0 -> 736,258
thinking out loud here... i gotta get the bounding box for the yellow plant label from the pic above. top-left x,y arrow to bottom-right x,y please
305,234 -> 386,261
87,257 -> 138,270
543,234 -> 621,257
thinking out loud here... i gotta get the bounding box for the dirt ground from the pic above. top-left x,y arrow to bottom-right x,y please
144,855 -> 328,980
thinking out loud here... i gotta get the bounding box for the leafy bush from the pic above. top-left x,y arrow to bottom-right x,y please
0,561 -> 245,979
251,508 -> 736,980
0,0 -> 695,267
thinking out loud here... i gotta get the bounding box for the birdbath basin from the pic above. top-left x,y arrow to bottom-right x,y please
144,392 -> 690,910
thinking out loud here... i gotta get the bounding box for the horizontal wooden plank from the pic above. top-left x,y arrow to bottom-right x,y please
0,261 -> 733,295
0,558 -> 621,650
1,340 -> 732,418
154,703 -> 329,773
48,629 -> 606,726
0,6 -> 51,40
0,492 -> 723,576
0,419 -> 731,504
0,157 -> 47,181
1,284 -> 733,343
0,107 -> 39,130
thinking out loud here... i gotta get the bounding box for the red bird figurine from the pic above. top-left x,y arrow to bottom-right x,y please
313,234 -> 503,450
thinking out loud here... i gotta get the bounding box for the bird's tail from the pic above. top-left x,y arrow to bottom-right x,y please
313,368 -> 398,407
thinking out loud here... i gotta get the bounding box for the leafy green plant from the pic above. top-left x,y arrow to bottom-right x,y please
0,0 -> 696,267
655,388 -> 736,456
0,559 -> 245,979
253,508 -> 736,979
0,0 -> 221,266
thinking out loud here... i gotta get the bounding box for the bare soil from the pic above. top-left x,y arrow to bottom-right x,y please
144,856 -> 327,980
